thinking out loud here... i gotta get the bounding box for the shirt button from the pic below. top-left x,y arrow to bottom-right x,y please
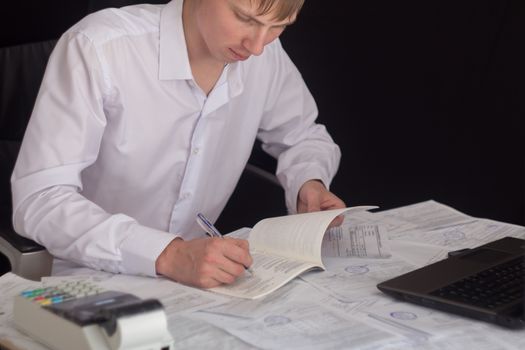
192,148 -> 200,155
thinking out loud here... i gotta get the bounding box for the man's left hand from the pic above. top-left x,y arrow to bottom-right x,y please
297,180 -> 346,213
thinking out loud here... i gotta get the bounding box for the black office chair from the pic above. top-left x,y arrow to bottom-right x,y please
0,39 -> 57,280
0,39 -> 285,281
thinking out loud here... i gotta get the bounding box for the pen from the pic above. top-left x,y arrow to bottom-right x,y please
196,213 -> 222,238
196,213 -> 253,274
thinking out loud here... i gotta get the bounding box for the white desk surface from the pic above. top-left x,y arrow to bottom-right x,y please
1,200 -> 524,349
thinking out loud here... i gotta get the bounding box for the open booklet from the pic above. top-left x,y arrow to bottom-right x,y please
210,206 -> 387,299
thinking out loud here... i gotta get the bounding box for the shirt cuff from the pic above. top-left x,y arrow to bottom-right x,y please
284,166 -> 333,214
119,224 -> 178,277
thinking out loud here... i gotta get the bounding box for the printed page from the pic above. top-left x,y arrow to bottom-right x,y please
336,209 -> 419,238
322,221 -> 391,258
168,315 -> 256,350
210,252 -> 319,299
250,206 -> 377,263
392,218 -> 525,249
211,207 -> 376,299
300,256 -> 416,301
193,281 -> 396,350
389,239 -> 449,267
375,200 -> 475,237
353,297 -> 525,349
204,279 -> 314,320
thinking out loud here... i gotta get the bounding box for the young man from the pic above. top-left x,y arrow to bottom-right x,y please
11,0 -> 345,288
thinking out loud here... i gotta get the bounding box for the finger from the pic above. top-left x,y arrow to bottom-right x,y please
222,238 -> 253,268
308,203 -> 321,212
195,247 -> 244,285
192,249 -> 244,286
320,196 -> 346,210
196,267 -> 237,288
297,200 -> 308,213
211,265 -> 240,285
225,237 -> 250,250
327,215 -> 344,228
200,238 -> 250,275
306,194 -> 322,212
215,254 -> 247,278
197,276 -> 224,289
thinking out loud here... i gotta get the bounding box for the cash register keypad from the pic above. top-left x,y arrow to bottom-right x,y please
19,281 -> 103,306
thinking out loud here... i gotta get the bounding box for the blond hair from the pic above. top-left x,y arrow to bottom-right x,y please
252,0 -> 305,21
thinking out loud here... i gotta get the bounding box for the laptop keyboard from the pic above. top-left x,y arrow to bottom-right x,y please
431,256 -> 525,310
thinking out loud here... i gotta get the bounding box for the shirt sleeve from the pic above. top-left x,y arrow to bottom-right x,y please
257,40 -> 342,213
10,31 -> 175,277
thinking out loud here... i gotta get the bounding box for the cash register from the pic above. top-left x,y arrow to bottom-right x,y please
13,280 -> 174,350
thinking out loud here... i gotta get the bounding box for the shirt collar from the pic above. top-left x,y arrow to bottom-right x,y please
159,0 -> 192,80
227,63 -> 244,98
159,0 -> 244,97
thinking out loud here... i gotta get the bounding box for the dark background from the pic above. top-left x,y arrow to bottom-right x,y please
1,0 -> 523,229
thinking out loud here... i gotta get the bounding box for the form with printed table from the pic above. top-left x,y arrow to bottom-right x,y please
211,206 -> 388,299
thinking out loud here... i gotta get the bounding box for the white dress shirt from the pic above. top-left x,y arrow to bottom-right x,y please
11,0 -> 341,277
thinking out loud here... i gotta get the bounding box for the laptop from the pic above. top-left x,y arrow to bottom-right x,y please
377,236 -> 525,328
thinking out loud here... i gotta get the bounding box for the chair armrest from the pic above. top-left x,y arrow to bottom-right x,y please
0,224 -> 46,253
216,157 -> 286,233
243,163 -> 280,187
0,223 -> 53,281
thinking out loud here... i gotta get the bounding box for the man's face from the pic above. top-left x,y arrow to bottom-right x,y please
193,0 -> 297,63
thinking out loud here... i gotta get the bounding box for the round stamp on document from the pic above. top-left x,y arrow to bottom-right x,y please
390,311 -> 418,320
443,230 -> 466,241
264,315 -> 291,327
344,265 -> 369,275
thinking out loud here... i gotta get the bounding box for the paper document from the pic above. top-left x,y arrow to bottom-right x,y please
392,218 -> 525,249
322,222 -> 391,258
211,206 -> 376,299
194,280 -> 397,350
376,200 -> 475,236
0,273 -> 48,350
301,256 -> 416,301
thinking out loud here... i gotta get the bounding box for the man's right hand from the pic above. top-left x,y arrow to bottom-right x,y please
155,237 -> 253,288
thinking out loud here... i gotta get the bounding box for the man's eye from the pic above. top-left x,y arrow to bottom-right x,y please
236,13 -> 252,23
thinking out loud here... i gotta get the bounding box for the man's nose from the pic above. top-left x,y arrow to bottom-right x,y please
243,28 -> 267,56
